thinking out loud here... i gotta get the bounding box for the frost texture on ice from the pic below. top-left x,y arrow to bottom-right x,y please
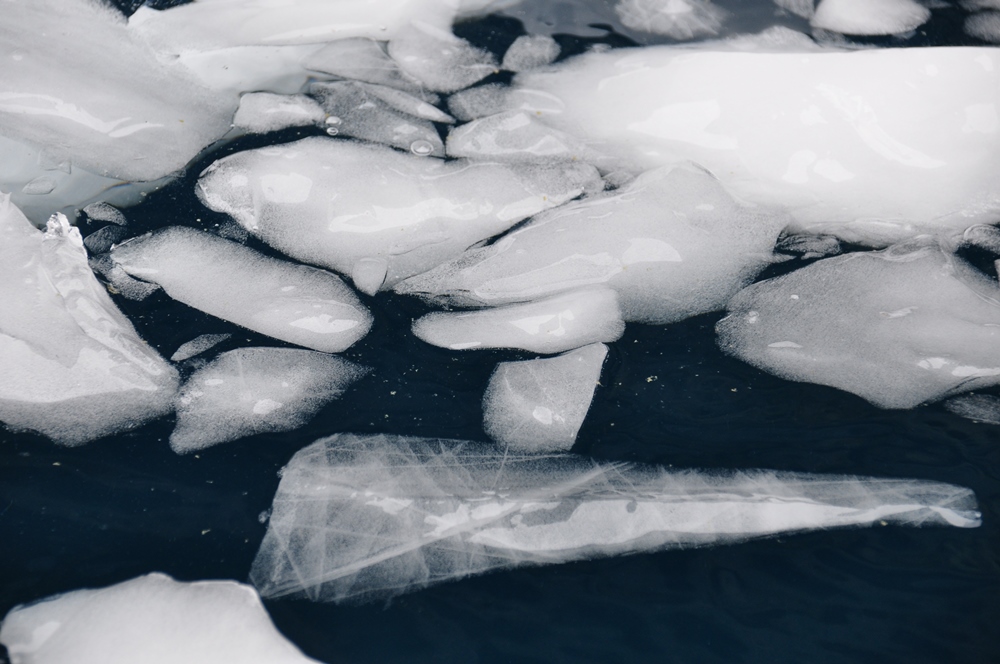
509,45 -> 1000,244
170,334 -> 233,363
943,394 -> 1000,425
387,21 -> 498,92
233,93 -> 325,134
501,35 -> 560,72
616,0 -> 726,39
82,202 -> 127,226
197,138 -> 600,293
0,196 -> 177,446
966,11 -> 1000,42
413,288 -> 625,353
0,573 -> 321,664
483,343 -> 608,452
250,433 -> 980,603
717,242 -> 1000,409
811,0 -> 930,35
171,347 -> 368,453
397,164 -> 787,324
111,226 -> 372,353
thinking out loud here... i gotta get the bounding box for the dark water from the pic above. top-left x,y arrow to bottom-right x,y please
2,2 -> 999,663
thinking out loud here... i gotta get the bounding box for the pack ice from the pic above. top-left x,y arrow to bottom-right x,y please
397,163 -> 787,324
197,138 -> 601,294
111,227 -> 372,353
483,343 -> 608,452
0,196 -> 177,446
717,241 -> 1000,409
505,44 -> 1000,245
171,347 -> 368,453
0,573 -> 321,664
249,434 -> 980,603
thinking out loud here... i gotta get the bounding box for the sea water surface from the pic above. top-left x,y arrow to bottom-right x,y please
1,1 -> 999,663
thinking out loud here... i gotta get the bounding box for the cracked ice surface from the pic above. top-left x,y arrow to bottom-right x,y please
249,434 -> 979,603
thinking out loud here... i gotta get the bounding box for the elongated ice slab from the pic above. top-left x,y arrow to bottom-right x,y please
509,44 -> 1000,244
233,93 -> 325,134
171,347 -> 368,453
197,138 -> 601,292
397,163 -> 787,324
111,227 -> 372,353
0,573 -> 321,664
483,343 -> 608,452
717,242 -> 1000,408
250,434 -> 979,603
0,196 -> 177,445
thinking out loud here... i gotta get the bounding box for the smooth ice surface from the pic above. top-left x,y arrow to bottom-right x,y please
0,196 -> 177,446
510,45 -> 1000,244
501,35 -> 560,72
111,227 -> 372,353
250,434 -> 980,603
717,242 -> 1000,409
811,0 -> 930,35
0,573 -> 320,664
483,343 -> 608,452
413,288 -> 625,353
233,93 -> 325,134
943,394 -> 1000,424
387,21 -> 498,92
170,334 -> 233,363
0,0 -> 234,183
197,138 -> 601,292
397,164 -> 786,324
171,347 -> 367,453
615,0 -> 726,39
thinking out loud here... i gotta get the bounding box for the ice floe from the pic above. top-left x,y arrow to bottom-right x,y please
110,226 -> 372,353
170,334 -> 234,363
171,347 -> 368,453
615,0 -> 726,39
397,163 -> 787,324
197,138 -> 601,293
0,196 -> 177,445
483,343 -> 608,451
717,241 -> 1000,409
233,93 -> 326,135
944,394 -> 1000,424
501,34 -> 561,72
0,573 -> 321,664
811,0 -> 931,35
250,434 -> 980,603
387,21 -> 498,92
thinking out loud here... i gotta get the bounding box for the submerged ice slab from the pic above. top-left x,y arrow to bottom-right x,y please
717,242 -> 1000,409
509,45 -> 1000,244
483,343 -> 608,452
197,138 -> 601,293
397,163 -> 786,324
171,347 -> 368,453
413,288 -> 625,353
111,227 -> 372,353
0,196 -> 177,446
0,573 -> 321,664
250,433 -> 980,603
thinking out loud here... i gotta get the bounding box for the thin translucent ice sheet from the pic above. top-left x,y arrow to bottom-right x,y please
250,434 -> 980,604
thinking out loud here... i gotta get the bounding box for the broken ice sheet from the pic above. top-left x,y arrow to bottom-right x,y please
250,434 -> 980,604
0,573 -> 321,664
413,287 -> 625,353
397,163 -> 787,324
717,241 -> 1000,409
483,343 -> 608,452
197,138 -> 600,293
171,347 -> 368,454
0,196 -> 177,446
110,226 -> 372,353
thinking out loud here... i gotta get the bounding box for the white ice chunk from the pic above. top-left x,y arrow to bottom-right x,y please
944,394 -> 1000,424
717,242 -> 1000,409
197,138 -> 601,291
303,38 -> 425,92
966,11 -> 1000,42
388,21 -> 498,92
171,347 -> 367,453
82,202 -> 126,226
447,84 -> 512,121
0,196 -> 177,445
233,93 -> 325,134
1,0 -> 235,183
249,433 -> 980,603
397,164 -> 787,324
170,334 -> 233,363
0,573 -> 320,664
811,0 -> 930,35
110,226 -> 372,353
413,288 -> 625,353
509,45 -> 1000,245
483,343 -> 608,452
615,0 -> 726,39
501,35 -> 560,72
446,110 -> 609,166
